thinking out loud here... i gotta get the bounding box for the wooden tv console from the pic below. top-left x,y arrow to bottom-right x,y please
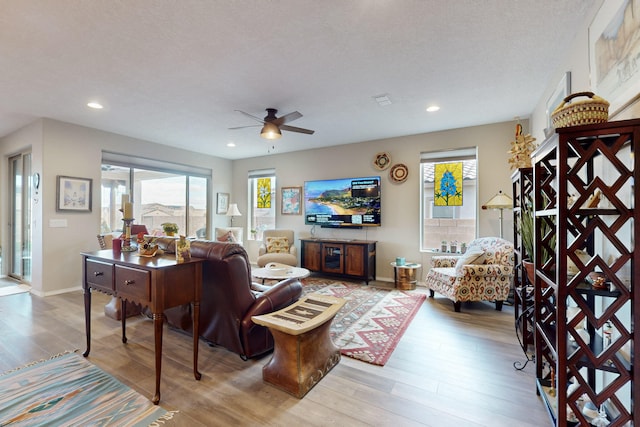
300,238 -> 376,284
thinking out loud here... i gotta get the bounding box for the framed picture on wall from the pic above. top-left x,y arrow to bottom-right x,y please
281,186 -> 302,215
217,192 -> 229,214
589,0 -> 640,117
56,175 -> 92,212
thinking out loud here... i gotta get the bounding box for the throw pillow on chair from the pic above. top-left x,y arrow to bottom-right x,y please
266,237 -> 289,253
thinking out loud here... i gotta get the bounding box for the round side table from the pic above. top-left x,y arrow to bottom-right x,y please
390,262 -> 421,290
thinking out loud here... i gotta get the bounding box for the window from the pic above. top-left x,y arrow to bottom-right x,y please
420,148 -> 477,251
248,169 -> 276,240
101,153 -> 210,238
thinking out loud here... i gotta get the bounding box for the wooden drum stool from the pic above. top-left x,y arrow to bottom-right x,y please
252,294 -> 345,398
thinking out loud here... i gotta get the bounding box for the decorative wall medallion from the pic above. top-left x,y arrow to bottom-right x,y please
373,152 -> 391,170
389,163 -> 408,183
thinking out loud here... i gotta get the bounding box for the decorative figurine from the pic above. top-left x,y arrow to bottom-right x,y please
176,235 -> 191,262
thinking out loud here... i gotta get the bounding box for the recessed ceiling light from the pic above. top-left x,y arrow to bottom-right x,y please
227,142 -> 236,147
426,105 -> 440,112
87,102 -> 104,109
373,94 -> 392,106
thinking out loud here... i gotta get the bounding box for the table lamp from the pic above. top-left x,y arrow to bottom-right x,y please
226,203 -> 242,226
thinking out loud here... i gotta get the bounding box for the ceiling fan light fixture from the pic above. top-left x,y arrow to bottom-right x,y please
260,122 -> 281,139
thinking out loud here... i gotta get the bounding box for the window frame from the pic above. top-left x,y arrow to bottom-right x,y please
100,152 -> 211,237
419,147 -> 478,252
247,169 -> 276,240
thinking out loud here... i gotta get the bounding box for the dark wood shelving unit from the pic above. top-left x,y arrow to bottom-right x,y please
512,167 -> 535,365
531,119 -> 640,426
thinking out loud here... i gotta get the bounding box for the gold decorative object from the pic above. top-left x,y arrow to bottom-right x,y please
507,123 -> 536,170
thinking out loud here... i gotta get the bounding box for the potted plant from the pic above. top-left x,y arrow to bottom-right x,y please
161,222 -> 179,236
519,202 -> 555,284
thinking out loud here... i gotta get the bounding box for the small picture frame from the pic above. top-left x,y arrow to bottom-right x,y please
217,192 -> 229,214
281,186 -> 302,215
56,175 -> 92,212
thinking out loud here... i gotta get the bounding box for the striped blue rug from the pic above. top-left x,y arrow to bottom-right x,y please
0,352 -> 175,426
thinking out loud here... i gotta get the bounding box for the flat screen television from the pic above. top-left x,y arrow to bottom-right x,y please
304,176 -> 381,228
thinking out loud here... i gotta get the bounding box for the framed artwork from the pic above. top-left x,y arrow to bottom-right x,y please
589,0 -> 640,117
545,71 -> 571,135
216,192 -> 229,214
56,175 -> 92,212
434,162 -> 463,206
281,186 -> 302,215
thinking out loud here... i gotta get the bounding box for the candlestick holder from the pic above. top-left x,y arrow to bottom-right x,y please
121,218 -> 136,252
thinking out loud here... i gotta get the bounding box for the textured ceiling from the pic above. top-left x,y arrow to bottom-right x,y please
0,0 -> 597,159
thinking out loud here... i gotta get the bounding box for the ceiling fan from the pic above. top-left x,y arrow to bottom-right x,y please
230,108 -> 315,140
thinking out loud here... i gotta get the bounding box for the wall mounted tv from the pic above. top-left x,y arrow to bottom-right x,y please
304,176 -> 381,228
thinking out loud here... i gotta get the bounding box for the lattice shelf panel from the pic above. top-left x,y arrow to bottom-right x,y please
532,119 -> 640,427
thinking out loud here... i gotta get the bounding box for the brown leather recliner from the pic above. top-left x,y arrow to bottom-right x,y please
155,237 -> 303,359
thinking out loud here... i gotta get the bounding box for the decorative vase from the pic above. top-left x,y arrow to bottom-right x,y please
176,235 -> 191,263
450,244 -> 457,253
441,243 -> 447,252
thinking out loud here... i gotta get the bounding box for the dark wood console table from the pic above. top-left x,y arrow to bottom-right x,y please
300,239 -> 376,284
81,250 -> 203,404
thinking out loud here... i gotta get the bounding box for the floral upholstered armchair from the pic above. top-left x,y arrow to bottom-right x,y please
424,237 -> 514,312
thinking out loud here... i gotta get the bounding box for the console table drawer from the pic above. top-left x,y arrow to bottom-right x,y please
115,265 -> 151,302
85,259 -> 114,292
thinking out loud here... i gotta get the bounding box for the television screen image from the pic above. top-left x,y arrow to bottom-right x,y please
304,176 -> 381,227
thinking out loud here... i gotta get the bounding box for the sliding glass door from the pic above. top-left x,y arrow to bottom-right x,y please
8,152 -> 32,282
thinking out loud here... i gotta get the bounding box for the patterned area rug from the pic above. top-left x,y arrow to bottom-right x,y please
302,278 -> 426,366
0,352 -> 176,426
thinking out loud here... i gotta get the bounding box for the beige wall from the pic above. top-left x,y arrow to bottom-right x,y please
1,119 -> 231,295
232,120 -> 520,281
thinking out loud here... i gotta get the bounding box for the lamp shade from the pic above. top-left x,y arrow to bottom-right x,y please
482,191 -> 513,210
260,122 -> 282,139
226,203 -> 242,217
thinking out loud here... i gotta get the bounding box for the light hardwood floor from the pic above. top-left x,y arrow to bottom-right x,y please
0,280 -> 550,426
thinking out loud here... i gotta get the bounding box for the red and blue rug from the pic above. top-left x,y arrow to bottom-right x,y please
302,278 -> 426,366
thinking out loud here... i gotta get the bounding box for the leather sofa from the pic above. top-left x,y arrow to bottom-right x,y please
154,237 -> 303,359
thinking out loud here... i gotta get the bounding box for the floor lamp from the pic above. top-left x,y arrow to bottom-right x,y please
481,190 -> 513,238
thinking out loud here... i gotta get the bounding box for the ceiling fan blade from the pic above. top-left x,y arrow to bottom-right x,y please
228,125 -> 261,130
273,111 -> 302,126
280,124 -> 315,135
235,110 -> 265,124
